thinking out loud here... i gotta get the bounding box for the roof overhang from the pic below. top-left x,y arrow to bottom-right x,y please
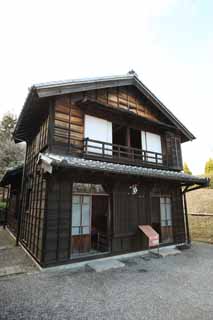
0,165 -> 23,187
38,153 -> 208,187
14,73 -> 195,143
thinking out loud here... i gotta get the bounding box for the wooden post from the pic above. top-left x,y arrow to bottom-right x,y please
126,127 -> 131,148
183,192 -> 191,245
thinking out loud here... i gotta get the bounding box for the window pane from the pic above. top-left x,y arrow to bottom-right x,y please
141,131 -> 162,154
82,226 -> 90,234
141,131 -> 147,150
84,115 -> 112,155
160,202 -> 167,226
72,195 -> 80,204
166,203 -> 172,226
72,227 -> 80,235
72,201 -> 81,227
146,132 -> 162,153
82,202 -> 90,226
73,183 -> 106,194
83,196 -> 90,205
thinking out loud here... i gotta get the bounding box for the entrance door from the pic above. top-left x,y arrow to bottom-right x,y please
160,197 -> 173,243
71,195 -> 91,255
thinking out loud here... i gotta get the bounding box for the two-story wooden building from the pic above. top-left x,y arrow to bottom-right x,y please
11,71 -> 208,267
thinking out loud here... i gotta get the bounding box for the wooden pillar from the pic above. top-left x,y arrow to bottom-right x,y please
183,192 -> 191,245
126,127 -> 130,147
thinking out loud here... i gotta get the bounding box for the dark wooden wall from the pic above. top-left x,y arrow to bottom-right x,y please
51,86 -> 183,171
20,116 -> 49,263
112,183 -> 148,253
6,183 -> 21,236
111,181 -> 185,253
42,175 -> 72,265
41,172 -> 185,266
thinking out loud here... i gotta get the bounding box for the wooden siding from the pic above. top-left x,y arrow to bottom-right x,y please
51,86 -> 183,171
20,116 -> 49,263
6,188 -> 20,235
95,86 -> 165,122
54,95 -> 84,152
41,173 -> 186,266
43,175 -> 72,265
112,181 -> 185,254
52,86 -> 170,148
165,132 -> 183,170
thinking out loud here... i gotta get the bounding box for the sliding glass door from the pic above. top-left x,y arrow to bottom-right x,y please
160,197 -> 173,243
71,195 -> 91,255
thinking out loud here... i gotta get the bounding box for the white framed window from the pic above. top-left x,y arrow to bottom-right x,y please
160,197 -> 172,227
141,131 -> 162,163
84,115 -> 112,155
72,195 -> 91,235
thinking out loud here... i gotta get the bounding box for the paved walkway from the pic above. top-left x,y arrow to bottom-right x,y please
0,227 -> 38,277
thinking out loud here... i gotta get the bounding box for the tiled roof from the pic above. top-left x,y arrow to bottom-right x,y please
0,163 -> 23,187
14,72 -> 195,143
42,153 -> 208,186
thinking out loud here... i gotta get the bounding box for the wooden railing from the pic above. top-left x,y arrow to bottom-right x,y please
83,138 -> 166,167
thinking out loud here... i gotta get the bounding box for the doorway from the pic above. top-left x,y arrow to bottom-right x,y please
71,190 -> 110,257
160,197 -> 173,244
151,196 -> 173,244
71,195 -> 91,254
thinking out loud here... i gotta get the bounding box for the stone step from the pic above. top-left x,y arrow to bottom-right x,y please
158,247 -> 181,258
0,265 -> 25,277
87,259 -> 125,272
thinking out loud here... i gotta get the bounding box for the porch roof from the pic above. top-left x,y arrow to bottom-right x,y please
39,153 -> 209,187
0,164 -> 23,187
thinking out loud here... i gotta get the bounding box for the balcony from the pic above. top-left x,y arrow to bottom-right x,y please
82,138 -> 166,168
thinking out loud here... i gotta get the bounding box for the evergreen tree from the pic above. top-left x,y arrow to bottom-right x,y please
183,162 -> 192,175
0,113 -> 25,178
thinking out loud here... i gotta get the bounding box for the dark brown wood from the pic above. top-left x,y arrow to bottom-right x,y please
14,82 -> 190,267
83,138 -> 165,167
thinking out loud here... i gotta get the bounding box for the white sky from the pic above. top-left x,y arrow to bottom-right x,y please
0,0 -> 212,174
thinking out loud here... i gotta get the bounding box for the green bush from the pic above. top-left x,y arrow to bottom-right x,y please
0,201 -> 6,209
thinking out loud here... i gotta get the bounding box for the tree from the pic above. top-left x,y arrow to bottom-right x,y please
0,113 -> 17,140
183,162 -> 192,175
204,158 -> 213,189
0,113 -> 25,178
205,158 -> 213,175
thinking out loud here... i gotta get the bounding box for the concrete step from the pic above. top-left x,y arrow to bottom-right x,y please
158,247 -> 181,258
87,259 -> 125,272
0,265 -> 25,277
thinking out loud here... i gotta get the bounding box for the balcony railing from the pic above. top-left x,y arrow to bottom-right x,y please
83,138 -> 166,167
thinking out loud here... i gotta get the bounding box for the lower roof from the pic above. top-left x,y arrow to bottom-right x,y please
0,164 -> 23,187
39,153 -> 208,187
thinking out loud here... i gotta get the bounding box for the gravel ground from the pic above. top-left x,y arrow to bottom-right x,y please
1,242 -> 213,320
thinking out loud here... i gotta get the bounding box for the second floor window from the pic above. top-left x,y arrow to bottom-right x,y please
84,115 -> 112,155
141,131 -> 162,163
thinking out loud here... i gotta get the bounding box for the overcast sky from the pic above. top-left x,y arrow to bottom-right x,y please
0,0 -> 212,174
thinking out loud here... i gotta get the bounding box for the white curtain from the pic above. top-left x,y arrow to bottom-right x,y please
84,115 -> 112,155
141,131 -> 162,162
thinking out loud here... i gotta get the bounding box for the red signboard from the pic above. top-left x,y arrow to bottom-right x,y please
138,225 -> 159,248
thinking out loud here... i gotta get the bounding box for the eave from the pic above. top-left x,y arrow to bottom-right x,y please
38,153 -> 208,187
13,73 -> 195,143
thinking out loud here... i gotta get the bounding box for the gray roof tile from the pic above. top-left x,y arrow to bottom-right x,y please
44,153 -> 208,186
